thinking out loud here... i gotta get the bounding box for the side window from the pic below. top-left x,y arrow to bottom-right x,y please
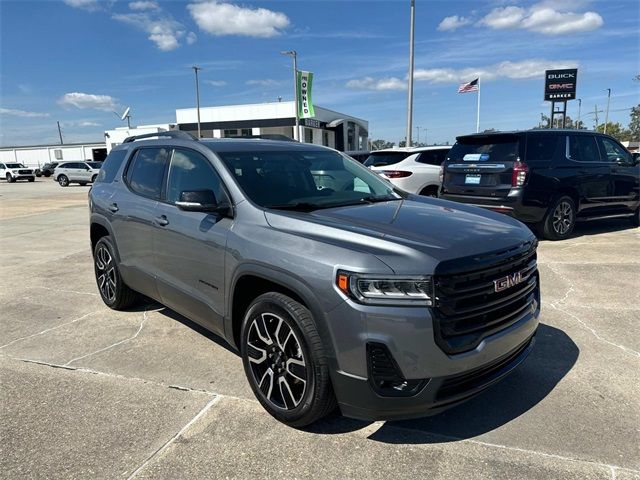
126,148 -> 171,199
568,135 -> 601,163
598,137 -> 631,163
96,150 -> 128,184
166,148 -> 228,205
526,135 -> 558,162
416,150 -> 447,166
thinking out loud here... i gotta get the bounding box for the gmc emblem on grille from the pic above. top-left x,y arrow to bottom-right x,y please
494,270 -> 528,292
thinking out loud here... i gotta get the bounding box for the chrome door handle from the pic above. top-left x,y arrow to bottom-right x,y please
109,203 -> 119,213
156,215 -> 169,226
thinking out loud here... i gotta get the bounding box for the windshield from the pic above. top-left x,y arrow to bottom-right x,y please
217,149 -> 400,210
87,162 -> 102,169
447,135 -> 519,163
364,151 -> 410,167
6,163 -> 23,168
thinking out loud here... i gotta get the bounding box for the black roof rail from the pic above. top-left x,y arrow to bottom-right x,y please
122,131 -> 198,143
226,134 -> 297,142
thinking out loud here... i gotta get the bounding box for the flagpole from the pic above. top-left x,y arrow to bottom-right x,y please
476,77 -> 481,133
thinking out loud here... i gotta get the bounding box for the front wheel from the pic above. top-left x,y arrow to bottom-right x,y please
630,207 -> 639,227
91,174 -> 98,183
241,292 -> 336,427
28,177 -> 35,182
93,236 -> 140,310
6,174 -> 15,183
539,195 -> 576,240
58,175 -> 69,187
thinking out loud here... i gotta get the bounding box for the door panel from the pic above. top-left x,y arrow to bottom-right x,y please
597,137 -> 640,211
567,135 -> 613,215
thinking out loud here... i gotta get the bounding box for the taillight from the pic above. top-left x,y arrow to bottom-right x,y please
380,170 -> 412,179
512,161 -> 529,187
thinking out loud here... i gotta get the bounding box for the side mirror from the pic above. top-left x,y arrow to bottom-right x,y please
175,189 -> 229,215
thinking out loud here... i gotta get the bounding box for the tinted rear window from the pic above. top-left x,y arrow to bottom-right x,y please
364,152 -> 410,167
448,136 -> 519,163
416,149 -> 449,166
96,150 -> 127,184
125,148 -> 171,199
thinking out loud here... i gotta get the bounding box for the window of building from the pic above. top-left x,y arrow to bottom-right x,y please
240,129 -> 252,137
223,129 -> 238,137
322,131 -> 330,147
54,149 -> 63,160
166,148 -> 228,205
126,148 -> 171,199
304,128 -> 313,144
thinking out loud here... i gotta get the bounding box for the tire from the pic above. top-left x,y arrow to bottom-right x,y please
79,182 -> 87,186
419,185 -> 439,197
93,236 -> 140,310
91,174 -> 98,183
241,292 -> 336,427
36,172 -> 42,177
6,174 -> 15,183
28,177 -> 35,182
538,195 -> 576,240
58,175 -> 69,187
630,207 -> 639,227
44,171 -> 51,178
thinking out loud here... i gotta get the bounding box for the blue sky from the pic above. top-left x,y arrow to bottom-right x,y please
1,0 -> 638,147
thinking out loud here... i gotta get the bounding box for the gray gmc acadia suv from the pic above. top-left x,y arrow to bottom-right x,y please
89,131 -> 541,427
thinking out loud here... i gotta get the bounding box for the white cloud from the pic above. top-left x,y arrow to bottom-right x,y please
412,59 -> 578,84
437,15 -> 472,32
478,3 -> 603,35
62,120 -> 102,128
0,108 -> 50,118
205,80 -> 227,87
186,31 -> 197,44
78,121 -> 101,127
188,1 -> 290,38
128,1 -> 159,11
58,92 -> 118,111
113,13 -> 192,51
478,6 -> 526,29
246,79 -> 285,87
346,77 -> 407,91
63,0 -> 101,11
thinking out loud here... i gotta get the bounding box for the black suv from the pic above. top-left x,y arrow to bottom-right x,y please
440,130 -> 640,240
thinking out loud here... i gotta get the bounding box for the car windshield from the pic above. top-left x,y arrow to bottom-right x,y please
217,149 -> 400,210
447,135 -> 520,163
6,163 -> 23,168
364,152 -> 410,167
87,162 -> 102,168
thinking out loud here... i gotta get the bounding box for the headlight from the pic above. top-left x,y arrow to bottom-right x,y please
336,271 -> 433,306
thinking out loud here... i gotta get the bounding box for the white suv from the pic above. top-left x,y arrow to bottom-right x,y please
0,162 -> 36,183
53,161 -> 102,187
365,146 -> 451,196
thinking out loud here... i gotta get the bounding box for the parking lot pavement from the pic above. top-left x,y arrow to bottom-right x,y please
1,180 -> 639,479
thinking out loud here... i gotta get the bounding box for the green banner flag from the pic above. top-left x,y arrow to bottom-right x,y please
297,70 -> 315,119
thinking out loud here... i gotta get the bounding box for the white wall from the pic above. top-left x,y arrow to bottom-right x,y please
0,143 -> 105,168
104,125 -> 173,152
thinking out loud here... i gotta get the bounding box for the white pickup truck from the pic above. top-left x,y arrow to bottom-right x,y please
0,162 -> 36,182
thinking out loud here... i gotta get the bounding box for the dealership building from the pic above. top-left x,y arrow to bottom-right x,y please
1,102 -> 368,168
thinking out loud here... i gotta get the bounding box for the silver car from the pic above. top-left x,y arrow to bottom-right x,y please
89,132 -> 540,427
53,161 -> 101,187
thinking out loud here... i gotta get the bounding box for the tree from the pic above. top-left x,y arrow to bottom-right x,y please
398,140 -> 426,148
595,122 -> 632,142
535,114 -> 586,130
370,139 -> 395,150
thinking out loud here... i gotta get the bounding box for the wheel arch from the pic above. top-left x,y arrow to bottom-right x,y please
89,216 -> 121,263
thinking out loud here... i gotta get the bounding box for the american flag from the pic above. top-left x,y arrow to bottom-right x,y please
458,78 -> 479,93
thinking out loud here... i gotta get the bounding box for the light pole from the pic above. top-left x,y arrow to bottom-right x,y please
577,98 -> 582,129
406,0 -> 415,147
192,66 -> 202,138
604,88 -> 611,134
415,126 -> 420,144
281,50 -> 299,142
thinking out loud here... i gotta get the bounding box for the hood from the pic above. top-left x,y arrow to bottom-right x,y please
264,197 -> 535,274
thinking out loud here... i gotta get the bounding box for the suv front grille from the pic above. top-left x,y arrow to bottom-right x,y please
19,169 -> 32,174
433,241 -> 538,355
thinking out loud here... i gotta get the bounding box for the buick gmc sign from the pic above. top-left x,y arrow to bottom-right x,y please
545,69 -> 578,101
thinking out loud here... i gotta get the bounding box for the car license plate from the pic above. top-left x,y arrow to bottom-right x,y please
465,174 -> 481,185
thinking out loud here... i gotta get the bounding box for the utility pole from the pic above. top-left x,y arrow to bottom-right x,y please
415,126 -> 420,144
57,121 -> 63,145
192,66 -> 202,138
405,0 -> 415,147
281,51 -> 299,141
577,98 -> 582,129
604,88 -> 611,134
594,104 -> 599,131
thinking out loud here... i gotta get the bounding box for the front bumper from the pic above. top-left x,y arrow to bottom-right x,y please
440,189 -> 547,224
325,289 -> 540,421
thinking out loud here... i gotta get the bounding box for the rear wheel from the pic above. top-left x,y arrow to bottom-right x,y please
93,236 -> 139,310
58,175 -> 69,187
419,185 -> 439,197
539,195 -> 576,240
44,171 -> 52,178
241,292 -> 336,427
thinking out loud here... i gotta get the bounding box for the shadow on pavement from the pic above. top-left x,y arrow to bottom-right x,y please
309,323 -> 579,441
531,217 -> 637,241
